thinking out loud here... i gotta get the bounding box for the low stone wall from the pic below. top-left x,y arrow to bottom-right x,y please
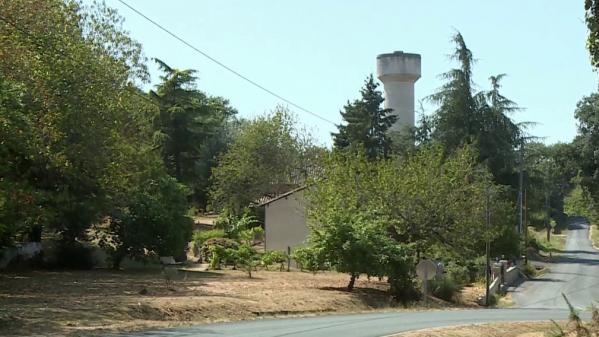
486,265 -> 520,301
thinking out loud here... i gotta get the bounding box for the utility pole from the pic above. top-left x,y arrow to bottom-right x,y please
485,186 -> 491,307
523,187 -> 528,264
517,143 -> 524,234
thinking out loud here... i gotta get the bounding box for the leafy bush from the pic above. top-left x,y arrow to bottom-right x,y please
192,229 -> 225,248
100,176 -> 193,269
430,277 -> 459,302
54,242 -> 95,270
201,237 -> 238,263
292,247 -> 325,272
234,244 -> 260,278
214,209 -> 259,239
445,261 -> 470,285
207,245 -> 225,269
261,250 -> 288,271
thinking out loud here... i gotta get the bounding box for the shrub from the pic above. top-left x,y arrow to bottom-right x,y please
207,245 -> 225,269
235,244 -> 260,278
192,229 -> 225,248
430,277 -> 459,302
445,261 -> 470,285
215,209 -> 259,239
54,242 -> 95,270
200,237 -> 239,262
261,250 -> 288,271
292,247 -> 325,272
389,273 -> 420,302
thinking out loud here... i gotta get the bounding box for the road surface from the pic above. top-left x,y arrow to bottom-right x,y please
120,221 -> 597,337
512,220 -> 599,309
122,308 -> 575,337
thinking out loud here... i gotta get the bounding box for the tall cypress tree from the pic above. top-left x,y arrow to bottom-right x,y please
333,75 -> 396,159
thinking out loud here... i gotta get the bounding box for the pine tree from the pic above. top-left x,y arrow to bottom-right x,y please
333,75 -> 396,159
429,32 -> 522,186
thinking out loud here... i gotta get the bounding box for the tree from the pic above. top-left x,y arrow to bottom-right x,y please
428,33 -> 479,153
428,33 -> 522,187
586,0 -> 599,69
574,93 -> 599,208
565,183 -> 599,223
0,0 -> 155,246
0,0 -> 197,269
332,75 -> 396,159
209,107 -> 323,214
150,59 -> 236,206
100,175 -> 193,269
304,146 -> 514,298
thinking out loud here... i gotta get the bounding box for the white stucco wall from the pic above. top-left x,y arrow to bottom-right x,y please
264,190 -> 308,254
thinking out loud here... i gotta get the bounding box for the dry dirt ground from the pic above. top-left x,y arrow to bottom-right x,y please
0,269 -> 483,337
391,321 -> 564,337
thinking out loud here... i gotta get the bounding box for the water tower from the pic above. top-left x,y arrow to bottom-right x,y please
376,51 -> 421,132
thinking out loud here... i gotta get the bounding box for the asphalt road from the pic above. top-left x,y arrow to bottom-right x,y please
512,220 -> 599,309
121,221 -> 597,337
123,308 -> 577,337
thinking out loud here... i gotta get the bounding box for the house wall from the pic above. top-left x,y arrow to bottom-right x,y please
264,190 -> 308,254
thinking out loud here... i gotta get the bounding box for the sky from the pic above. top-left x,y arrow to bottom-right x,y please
99,0 -> 598,146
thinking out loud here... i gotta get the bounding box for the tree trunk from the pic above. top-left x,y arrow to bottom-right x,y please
546,225 -> 551,242
347,273 -> 357,292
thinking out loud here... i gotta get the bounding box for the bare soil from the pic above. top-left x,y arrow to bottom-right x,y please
0,269 -> 482,337
391,321 -> 564,337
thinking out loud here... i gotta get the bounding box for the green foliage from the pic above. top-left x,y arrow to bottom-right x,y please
209,107 -> 324,214
192,229 -> 225,248
430,277 -> 459,302
292,246 -> 326,272
201,237 -> 239,263
524,142 -> 579,230
304,145 -> 513,299
565,184 -> 599,223
150,59 -> 236,206
234,244 -> 260,278
238,227 -> 264,245
215,209 -> 260,239
332,75 -> 396,159
586,0 -> 599,69
101,176 -> 193,269
444,262 -> 470,286
0,0 -> 193,253
261,250 -> 288,271
428,33 -> 522,187
573,93 -> 599,219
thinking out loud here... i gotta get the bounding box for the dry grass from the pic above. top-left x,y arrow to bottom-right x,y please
529,227 -> 568,256
0,269 -> 479,337
391,321 -> 563,337
590,224 -> 599,250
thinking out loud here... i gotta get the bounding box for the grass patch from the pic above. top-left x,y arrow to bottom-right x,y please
590,224 -> 599,250
528,226 -> 567,255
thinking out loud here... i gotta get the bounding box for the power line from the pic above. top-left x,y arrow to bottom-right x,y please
117,0 -> 336,125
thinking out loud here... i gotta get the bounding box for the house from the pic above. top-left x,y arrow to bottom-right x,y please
258,186 -> 308,255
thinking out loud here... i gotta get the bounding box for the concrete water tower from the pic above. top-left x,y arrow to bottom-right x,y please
376,51 -> 421,132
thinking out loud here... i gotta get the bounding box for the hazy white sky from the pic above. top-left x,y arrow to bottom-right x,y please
102,0 -> 598,146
